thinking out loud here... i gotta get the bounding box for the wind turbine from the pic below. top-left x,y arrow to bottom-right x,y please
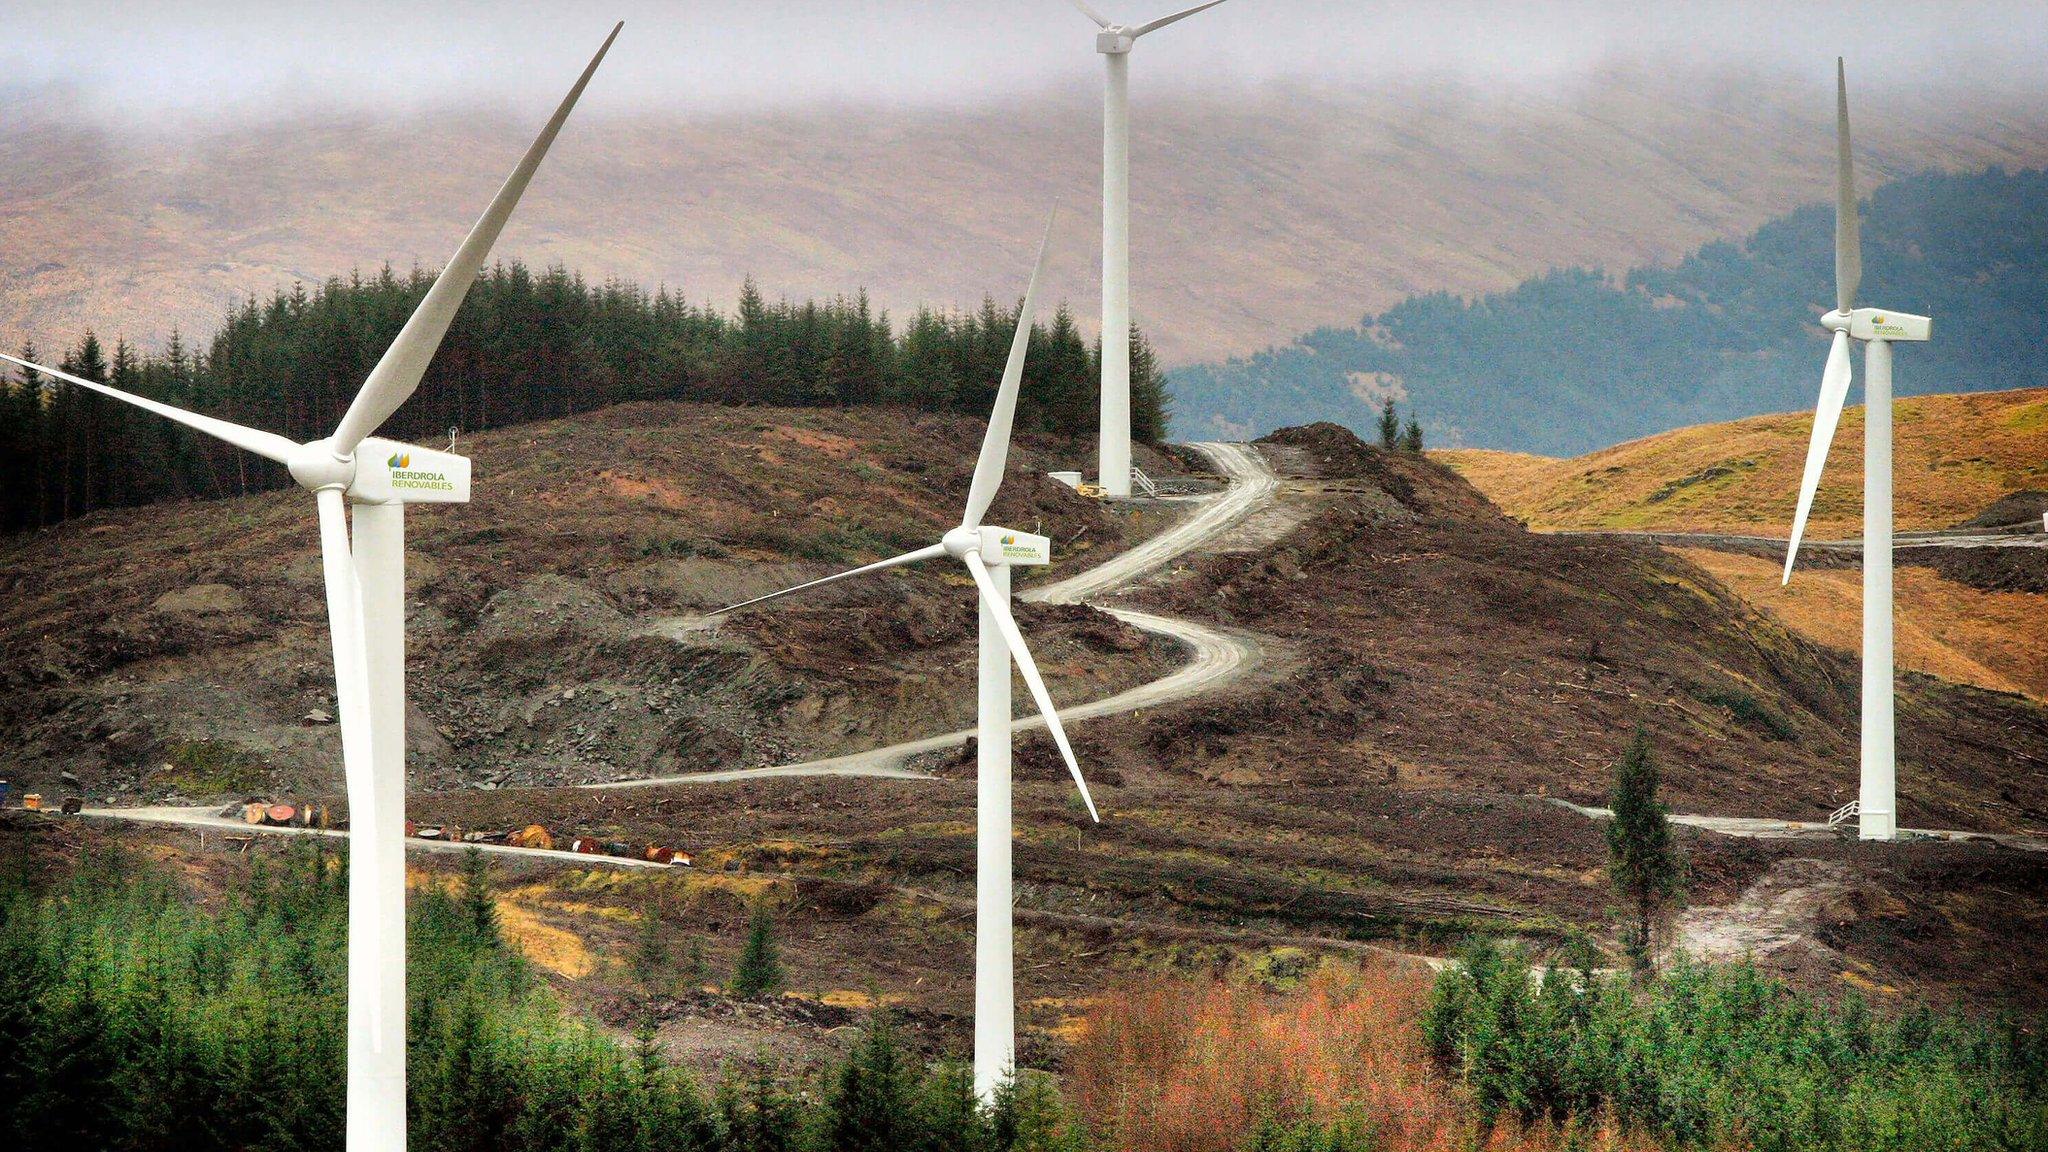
1782,59 -> 1931,842
713,214 -> 1098,1102
1068,0 -> 1236,498
0,23 -> 621,1149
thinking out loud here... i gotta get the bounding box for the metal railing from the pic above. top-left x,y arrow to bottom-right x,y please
1827,799 -> 1861,827
1129,467 -> 1160,498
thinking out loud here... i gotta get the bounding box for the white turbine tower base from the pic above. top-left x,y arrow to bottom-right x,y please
1,24 -> 621,1149
715,213 -> 1101,1102
1072,0 -> 1236,497
1781,60 -> 1931,842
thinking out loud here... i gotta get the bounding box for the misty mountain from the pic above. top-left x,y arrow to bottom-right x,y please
1167,167 -> 2048,456
6,70 -> 2048,370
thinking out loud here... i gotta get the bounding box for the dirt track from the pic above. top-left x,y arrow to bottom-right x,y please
85,442 -> 1274,812
585,442 -> 1273,790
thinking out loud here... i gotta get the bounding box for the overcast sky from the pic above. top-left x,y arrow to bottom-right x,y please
7,1 -> 2048,121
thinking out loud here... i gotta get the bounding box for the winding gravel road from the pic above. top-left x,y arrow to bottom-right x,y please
591,441 -> 1273,789
86,443 -> 1276,834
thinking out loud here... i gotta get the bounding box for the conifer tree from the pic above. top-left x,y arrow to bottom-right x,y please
1606,729 -> 1683,972
630,902 -> 673,995
825,1013 -> 909,1152
1401,415 -> 1425,453
729,902 -> 784,998
458,847 -> 501,948
1377,397 -> 1400,448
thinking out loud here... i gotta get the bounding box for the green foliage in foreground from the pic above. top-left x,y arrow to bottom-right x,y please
1423,938 -> 2048,1150
0,844 -> 1080,1152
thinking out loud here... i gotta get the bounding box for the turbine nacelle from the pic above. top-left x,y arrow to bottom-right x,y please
1096,28 -> 1138,53
943,525 -> 1053,567
1822,307 -> 1932,343
285,438 -> 473,505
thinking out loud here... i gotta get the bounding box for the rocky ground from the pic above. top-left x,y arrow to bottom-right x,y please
0,403 -> 1195,801
6,409 -> 2046,1076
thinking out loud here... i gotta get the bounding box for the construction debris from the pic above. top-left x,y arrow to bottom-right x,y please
507,824 -> 554,850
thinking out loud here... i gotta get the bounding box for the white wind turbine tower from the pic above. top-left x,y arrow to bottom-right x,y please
1782,59 -> 1932,842
0,24 -> 620,1149
1069,0 -> 1236,498
713,215 -> 1098,1102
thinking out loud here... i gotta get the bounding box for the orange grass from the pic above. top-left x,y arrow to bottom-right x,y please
1066,962 -> 1658,1152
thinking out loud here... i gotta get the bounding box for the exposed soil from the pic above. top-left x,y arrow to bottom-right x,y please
1125,424 -> 2048,838
8,412 -> 2048,1073
0,402 -> 1189,802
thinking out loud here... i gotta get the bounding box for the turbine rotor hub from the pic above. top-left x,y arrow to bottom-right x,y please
942,525 -> 983,561
1096,28 -> 1136,53
1821,309 -> 1852,333
288,438 -> 356,492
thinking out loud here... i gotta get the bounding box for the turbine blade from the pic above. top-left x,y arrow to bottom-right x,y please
1070,0 -> 1113,28
1784,329 -> 1854,584
962,551 -> 1100,823
0,351 -> 299,464
330,22 -> 622,456
1835,57 -> 1861,314
708,543 -> 947,616
314,489 -> 388,1028
961,209 -> 1058,529
1134,0 -> 1232,37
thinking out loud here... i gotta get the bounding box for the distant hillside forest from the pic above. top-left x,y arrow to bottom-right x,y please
0,267 -> 1167,534
1169,167 -> 2048,456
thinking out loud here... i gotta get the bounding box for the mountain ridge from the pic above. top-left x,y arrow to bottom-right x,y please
7,69 -> 2048,370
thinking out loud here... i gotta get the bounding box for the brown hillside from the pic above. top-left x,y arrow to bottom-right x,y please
1674,547 -> 2048,702
7,71 -> 2048,365
8,413 -> 2048,1030
0,403 -> 1186,801
1129,425 -> 2048,835
1439,388 -> 2048,536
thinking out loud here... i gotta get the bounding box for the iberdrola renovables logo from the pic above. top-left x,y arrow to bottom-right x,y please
1001,534 -> 1016,545
386,452 -> 454,492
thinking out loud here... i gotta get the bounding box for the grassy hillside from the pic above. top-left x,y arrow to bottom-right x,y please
1172,168 -> 2048,454
1676,547 -> 2048,702
1438,387 -> 2048,536
7,70 -> 2048,368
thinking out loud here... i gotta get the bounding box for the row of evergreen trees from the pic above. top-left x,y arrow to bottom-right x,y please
0,264 -> 1170,535
1422,941 -> 2048,1150
0,841 -> 1083,1152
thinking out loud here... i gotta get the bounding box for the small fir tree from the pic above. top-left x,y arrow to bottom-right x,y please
1401,416 -> 1425,453
1377,397 -> 1400,448
1606,729 -> 1684,972
825,1014 -> 909,1152
729,902 -> 785,998
629,906 -> 671,995
458,847 -> 500,947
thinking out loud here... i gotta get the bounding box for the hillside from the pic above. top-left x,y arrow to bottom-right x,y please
0,404 -> 1188,799
1440,388 -> 2048,704
1171,168 -> 2048,453
8,69 -> 2048,369
1436,386 -> 2048,536
5,411 -> 2048,1052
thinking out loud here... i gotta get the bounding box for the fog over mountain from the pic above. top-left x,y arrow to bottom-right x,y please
4,2 -> 2047,366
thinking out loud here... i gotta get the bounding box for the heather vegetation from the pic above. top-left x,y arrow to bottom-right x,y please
0,266 -> 1169,534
